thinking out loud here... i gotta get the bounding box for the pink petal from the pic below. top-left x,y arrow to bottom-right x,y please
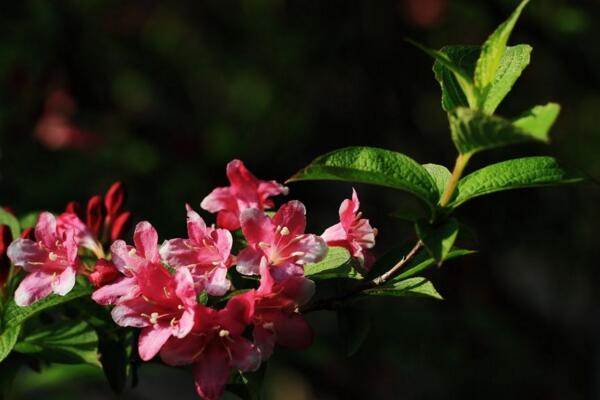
110,240 -> 147,275
193,343 -> 231,400
287,234 -> 328,265
258,180 -> 289,204
226,159 -> 260,205
138,325 -> 173,361
203,267 -> 231,297
35,212 -> 57,248
91,276 -> 139,305
14,271 -> 54,306
280,276 -> 315,306
174,309 -> 195,338
228,336 -> 261,371
160,334 -> 205,366
212,229 -> 233,262
133,221 -> 159,263
321,222 -> 346,243
216,210 -> 241,230
56,212 -> 99,253
272,200 -> 306,236
185,206 -> 208,244
253,325 -> 276,360
111,297 -> 151,328
51,267 -> 76,296
256,262 -> 275,296
240,208 -> 274,245
200,187 -> 235,213
236,247 -> 265,277
7,239 -> 47,272
174,267 -> 197,307
159,238 -> 199,268
339,189 -> 360,231
272,313 -> 314,349
219,291 -> 255,335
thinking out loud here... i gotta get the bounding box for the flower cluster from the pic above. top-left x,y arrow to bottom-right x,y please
5,160 -> 377,400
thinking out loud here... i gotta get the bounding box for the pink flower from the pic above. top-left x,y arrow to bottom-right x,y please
200,159 -> 288,230
321,189 -> 377,270
159,293 -> 261,400
110,264 -> 197,361
250,264 -> 314,360
91,221 -> 160,305
56,212 -> 103,256
7,212 -> 81,306
237,201 -> 327,281
160,205 -> 233,296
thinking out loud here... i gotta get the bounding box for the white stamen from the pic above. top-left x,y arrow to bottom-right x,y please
170,317 -> 177,327
290,251 -> 305,257
219,329 -> 230,337
262,322 -> 274,330
48,252 -> 58,261
280,226 -> 290,236
149,312 -> 159,324
212,261 -> 221,266
128,248 -> 137,256
258,242 -> 271,248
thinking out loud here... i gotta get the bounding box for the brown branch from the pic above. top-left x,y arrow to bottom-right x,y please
301,240 -> 424,313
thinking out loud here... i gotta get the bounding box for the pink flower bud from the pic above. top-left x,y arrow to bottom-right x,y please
104,181 -> 126,217
20,227 -> 35,240
65,201 -> 84,220
110,211 -> 132,242
86,195 -> 105,237
88,259 -> 120,288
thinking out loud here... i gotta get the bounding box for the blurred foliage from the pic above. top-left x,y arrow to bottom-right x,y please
1,0 -> 600,399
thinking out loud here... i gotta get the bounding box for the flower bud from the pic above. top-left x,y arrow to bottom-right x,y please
20,227 -> 35,240
86,195 -> 105,237
88,259 -> 120,288
110,211 -> 132,242
65,201 -> 84,220
104,181 -> 126,217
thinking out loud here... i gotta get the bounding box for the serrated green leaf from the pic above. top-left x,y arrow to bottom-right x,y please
433,45 -> 532,114
304,247 -> 362,280
3,282 -> 92,329
337,306 -> 371,357
422,163 -> 452,200
450,156 -> 585,208
449,106 -> 556,156
364,277 -> 442,300
14,320 -> 99,366
0,207 -> 20,240
0,325 -> 20,363
288,147 -> 440,211
409,40 -> 478,108
415,218 -> 460,265
474,0 -> 529,97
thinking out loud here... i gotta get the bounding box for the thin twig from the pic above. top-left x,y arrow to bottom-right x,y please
302,240 -> 424,313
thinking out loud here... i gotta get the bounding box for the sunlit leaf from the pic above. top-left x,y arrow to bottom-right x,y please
304,247 -> 362,280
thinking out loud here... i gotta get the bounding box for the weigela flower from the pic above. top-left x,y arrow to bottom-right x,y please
200,159 -> 288,230
110,264 -> 197,361
92,221 -> 160,305
250,264 -> 314,360
160,205 -> 233,296
237,200 -> 327,281
321,189 -> 377,270
7,212 -> 81,306
159,293 -> 260,400
57,212 -> 102,256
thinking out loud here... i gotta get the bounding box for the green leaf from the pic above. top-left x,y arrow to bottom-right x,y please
3,282 -> 92,329
449,106 -> 556,156
408,40 -> 478,108
396,248 -> 475,281
14,320 -> 100,366
415,218 -> 460,265
98,330 -> 134,393
364,277 -> 442,300
337,306 -> 371,357
512,103 -> 560,139
288,147 -> 440,211
482,44 -> 532,113
18,212 -> 40,230
422,163 -> 452,201
304,247 -> 363,280
474,0 -> 529,97
0,325 -> 21,363
433,45 -> 532,114
0,207 -> 20,240
451,156 -> 585,208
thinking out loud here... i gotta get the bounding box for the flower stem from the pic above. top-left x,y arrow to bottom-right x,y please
439,153 -> 471,208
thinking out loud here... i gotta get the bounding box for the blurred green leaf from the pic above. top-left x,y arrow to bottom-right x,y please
304,247 -> 362,280
474,0 -> 529,101
337,305 -> 371,357
0,325 -> 20,363
18,212 -> 40,230
451,156 -> 585,208
415,218 -> 460,265
0,207 -> 20,239
364,277 -> 442,300
14,320 -> 100,367
449,106 -> 556,156
4,281 -> 92,329
288,147 -> 440,211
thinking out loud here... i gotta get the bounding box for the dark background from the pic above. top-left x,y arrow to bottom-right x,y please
1,0 -> 600,399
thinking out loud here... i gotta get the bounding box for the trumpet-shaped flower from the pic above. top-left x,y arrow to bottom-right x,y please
159,293 -> 260,400
7,212 -> 81,306
110,264 -> 197,361
321,189 -> 377,269
237,201 -> 327,281
91,221 -> 160,305
200,159 -> 288,230
160,205 -> 233,296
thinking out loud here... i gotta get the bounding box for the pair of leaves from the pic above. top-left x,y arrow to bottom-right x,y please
14,320 -> 100,367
